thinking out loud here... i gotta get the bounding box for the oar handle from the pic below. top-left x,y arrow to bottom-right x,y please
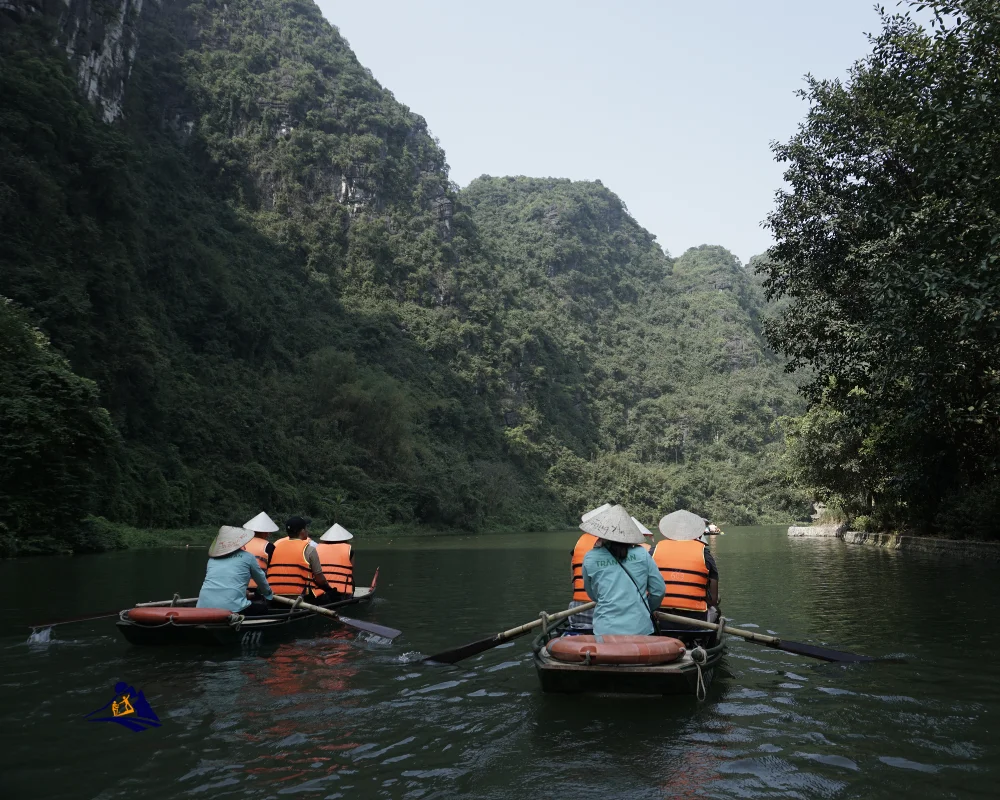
499,601 -> 596,641
655,611 -> 780,645
271,595 -> 340,619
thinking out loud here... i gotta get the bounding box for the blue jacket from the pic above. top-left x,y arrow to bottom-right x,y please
583,544 -> 665,635
197,550 -> 273,612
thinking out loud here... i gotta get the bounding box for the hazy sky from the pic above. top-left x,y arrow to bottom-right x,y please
316,1 -> 891,262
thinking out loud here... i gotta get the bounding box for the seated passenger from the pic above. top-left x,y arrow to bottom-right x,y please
313,523 -> 355,604
632,516 -> 655,552
581,505 -> 665,636
242,511 -> 279,596
654,509 -> 720,628
266,516 -> 336,602
197,526 -> 274,615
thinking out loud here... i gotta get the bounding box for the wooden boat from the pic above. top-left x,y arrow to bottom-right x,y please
532,618 -> 726,698
116,572 -> 378,647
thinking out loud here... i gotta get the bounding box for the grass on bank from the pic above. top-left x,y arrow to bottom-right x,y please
0,516 -> 581,558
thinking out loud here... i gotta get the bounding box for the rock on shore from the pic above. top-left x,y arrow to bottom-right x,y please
787,523 -> 847,537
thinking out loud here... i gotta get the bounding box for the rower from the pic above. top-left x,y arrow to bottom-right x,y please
196,526 -> 274,615
580,505 -> 665,636
266,516 -> 336,601
242,511 -> 279,594
653,509 -> 720,629
632,516 -> 655,552
314,523 -> 355,604
568,503 -> 611,630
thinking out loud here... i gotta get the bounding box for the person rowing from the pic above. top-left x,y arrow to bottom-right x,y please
580,504 -> 665,636
196,526 -> 274,615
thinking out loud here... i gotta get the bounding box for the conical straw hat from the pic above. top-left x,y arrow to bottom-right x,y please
658,509 -> 706,541
581,503 -> 612,523
209,526 -> 254,557
631,516 -> 654,538
319,523 -> 354,542
579,504 -> 644,544
243,511 -> 279,533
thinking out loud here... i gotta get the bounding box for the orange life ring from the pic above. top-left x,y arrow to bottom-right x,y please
126,607 -> 235,625
547,634 -> 686,665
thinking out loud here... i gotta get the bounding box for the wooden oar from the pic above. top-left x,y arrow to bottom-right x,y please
29,595 -> 198,629
425,601 -> 597,665
270,595 -> 401,640
29,611 -> 122,629
656,612 -> 875,663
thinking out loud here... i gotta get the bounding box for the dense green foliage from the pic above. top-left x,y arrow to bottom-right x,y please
760,1 -> 1000,537
0,0 -> 804,554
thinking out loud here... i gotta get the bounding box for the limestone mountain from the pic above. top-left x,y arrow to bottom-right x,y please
0,0 -> 803,554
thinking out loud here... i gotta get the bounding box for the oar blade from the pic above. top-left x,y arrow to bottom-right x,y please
776,639 -> 876,663
338,615 -> 402,641
424,634 -> 503,665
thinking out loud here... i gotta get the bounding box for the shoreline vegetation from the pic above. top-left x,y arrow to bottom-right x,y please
2,517 -> 591,558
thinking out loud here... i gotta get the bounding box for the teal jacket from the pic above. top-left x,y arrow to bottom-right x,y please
582,544 -> 665,635
197,550 -> 273,612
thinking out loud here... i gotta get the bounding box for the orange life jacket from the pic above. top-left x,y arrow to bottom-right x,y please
266,537 -> 313,595
315,542 -> 354,594
571,534 -> 598,602
652,539 -> 710,612
244,536 -> 270,589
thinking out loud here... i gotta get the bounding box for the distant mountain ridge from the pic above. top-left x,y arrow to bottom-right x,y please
0,0 -> 804,554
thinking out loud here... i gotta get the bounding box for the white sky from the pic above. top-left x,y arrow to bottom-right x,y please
316,0 -> 892,262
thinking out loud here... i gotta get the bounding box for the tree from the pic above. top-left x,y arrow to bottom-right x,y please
759,1 -> 1000,533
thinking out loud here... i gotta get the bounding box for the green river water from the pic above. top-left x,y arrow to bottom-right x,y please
1,525 -> 997,799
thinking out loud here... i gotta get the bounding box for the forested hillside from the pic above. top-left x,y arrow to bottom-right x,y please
0,0 -> 803,555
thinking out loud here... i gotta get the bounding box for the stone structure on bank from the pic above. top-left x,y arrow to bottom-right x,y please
788,525 -> 1000,561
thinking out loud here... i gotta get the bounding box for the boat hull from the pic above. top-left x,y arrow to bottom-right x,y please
533,624 -> 725,697
116,585 -> 375,647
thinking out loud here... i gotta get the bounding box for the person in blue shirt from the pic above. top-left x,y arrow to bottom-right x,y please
581,504 -> 666,636
197,526 -> 275,614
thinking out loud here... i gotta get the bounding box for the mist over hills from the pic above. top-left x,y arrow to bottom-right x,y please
0,0 -> 804,554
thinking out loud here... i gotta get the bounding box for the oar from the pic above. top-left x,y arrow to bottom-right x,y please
270,595 -> 401,640
656,611 -> 875,663
29,611 -> 122,629
425,601 -> 597,665
28,595 -> 198,629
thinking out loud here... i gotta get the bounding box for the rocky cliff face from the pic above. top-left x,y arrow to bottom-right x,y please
1,0 -> 144,122
58,0 -> 144,122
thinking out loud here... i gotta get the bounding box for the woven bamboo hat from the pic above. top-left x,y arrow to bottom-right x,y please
208,525 -> 254,557
243,511 -> 279,534
579,504 -> 645,544
581,503 -> 612,522
658,509 -> 706,541
319,523 -> 354,542
631,516 -> 655,538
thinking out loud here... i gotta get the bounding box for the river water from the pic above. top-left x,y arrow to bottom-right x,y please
0,526 -> 997,799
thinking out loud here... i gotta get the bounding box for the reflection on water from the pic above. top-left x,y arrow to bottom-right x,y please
0,526 -> 997,798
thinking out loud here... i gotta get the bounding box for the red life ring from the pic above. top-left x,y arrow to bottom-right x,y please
547,635 -> 685,665
126,607 -> 235,625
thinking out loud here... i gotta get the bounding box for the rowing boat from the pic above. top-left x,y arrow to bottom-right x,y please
116,571 -> 378,647
532,617 -> 726,698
